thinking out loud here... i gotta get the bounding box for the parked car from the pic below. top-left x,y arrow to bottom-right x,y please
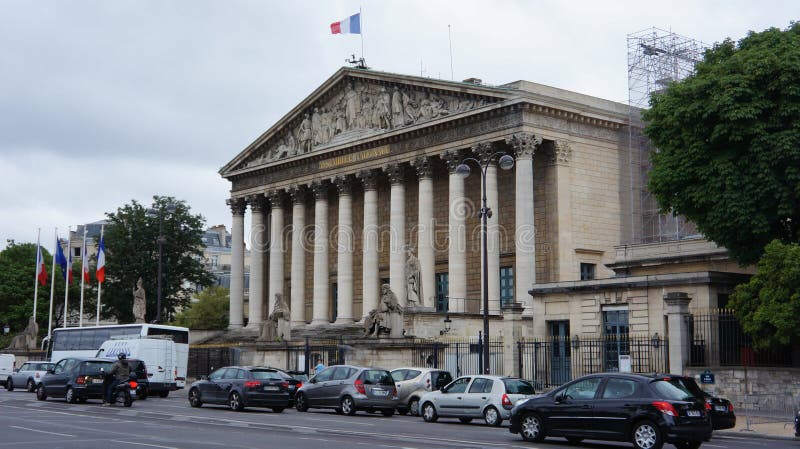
391,367 -> 453,416
6,361 -> 54,392
187,366 -> 300,412
509,373 -> 712,449
419,375 -> 535,426
36,357 -> 116,403
295,365 -> 398,416
677,377 -> 736,430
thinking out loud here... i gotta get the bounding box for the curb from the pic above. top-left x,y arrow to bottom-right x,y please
715,429 -> 797,441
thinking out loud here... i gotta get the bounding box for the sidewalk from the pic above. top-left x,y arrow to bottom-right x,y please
716,420 -> 798,441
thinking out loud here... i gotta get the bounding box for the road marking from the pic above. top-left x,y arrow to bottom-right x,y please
9,425 -> 75,437
305,417 -> 376,426
111,440 -> 179,449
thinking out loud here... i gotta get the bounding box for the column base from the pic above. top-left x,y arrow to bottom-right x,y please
228,323 -> 243,330
290,320 -> 307,328
334,318 -> 354,325
244,322 -> 262,331
310,319 -> 330,326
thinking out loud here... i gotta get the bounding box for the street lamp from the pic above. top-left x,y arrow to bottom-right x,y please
146,202 -> 177,323
456,151 -> 514,374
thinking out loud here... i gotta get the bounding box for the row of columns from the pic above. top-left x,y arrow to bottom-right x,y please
228,134 -> 541,329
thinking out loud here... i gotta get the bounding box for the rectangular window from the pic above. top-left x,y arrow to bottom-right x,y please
435,272 -> 449,312
331,283 -> 338,322
210,255 -> 219,269
73,247 -> 81,257
500,266 -> 514,308
580,263 -> 596,280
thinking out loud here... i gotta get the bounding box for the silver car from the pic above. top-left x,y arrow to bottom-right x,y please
419,375 -> 535,426
6,361 -> 54,392
295,365 -> 399,416
390,367 -> 453,416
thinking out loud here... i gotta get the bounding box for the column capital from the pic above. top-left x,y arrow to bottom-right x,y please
473,141 -> 499,166
333,175 -> 354,196
267,190 -> 286,208
551,140 -> 572,164
384,163 -> 405,185
288,185 -> 308,205
311,180 -> 330,200
247,194 -> 267,212
441,149 -> 465,173
357,169 -> 380,191
413,156 -> 435,179
227,198 -> 247,216
505,132 -> 542,159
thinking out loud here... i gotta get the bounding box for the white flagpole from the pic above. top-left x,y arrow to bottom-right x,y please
33,228 -> 41,319
360,6 -> 365,60
63,226 -> 71,328
96,225 -> 104,326
79,228 -> 87,327
47,228 -> 57,342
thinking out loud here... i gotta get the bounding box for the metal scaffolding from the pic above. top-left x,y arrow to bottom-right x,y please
627,27 -> 707,244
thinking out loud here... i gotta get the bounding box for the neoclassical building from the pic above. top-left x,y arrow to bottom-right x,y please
219,67 -> 749,342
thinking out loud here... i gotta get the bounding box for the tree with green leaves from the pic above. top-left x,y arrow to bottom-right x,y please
102,196 -> 213,324
643,23 -> 800,266
727,240 -> 800,349
172,286 -> 229,330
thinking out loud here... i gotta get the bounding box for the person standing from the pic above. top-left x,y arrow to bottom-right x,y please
314,358 -> 325,375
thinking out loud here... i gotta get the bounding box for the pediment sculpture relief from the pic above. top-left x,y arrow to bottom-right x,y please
245,80 -> 495,167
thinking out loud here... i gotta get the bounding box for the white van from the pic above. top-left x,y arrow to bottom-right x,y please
0,354 -> 15,387
96,338 -> 177,397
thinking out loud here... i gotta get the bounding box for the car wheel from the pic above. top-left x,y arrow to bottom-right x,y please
422,402 -> 438,423
158,391 -> 169,398
229,392 -> 244,411
459,417 -> 473,424
65,387 -> 77,404
77,397 -> 87,404
381,408 -> 394,417
566,437 -> 584,444
6,378 -> 13,391
27,379 -> 36,392
138,388 -> 148,400
632,420 -> 663,449
341,396 -> 356,416
673,442 -> 702,449
484,406 -> 502,427
408,398 -> 420,416
520,413 -> 545,442
295,393 -> 309,412
36,385 -> 47,401
189,388 -> 203,408
272,407 -> 285,413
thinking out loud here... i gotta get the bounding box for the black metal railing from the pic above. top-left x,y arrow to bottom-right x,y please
411,337 -> 504,376
188,345 -> 242,379
285,337 -> 345,374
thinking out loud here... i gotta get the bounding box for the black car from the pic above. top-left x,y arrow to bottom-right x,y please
36,357 -> 115,403
509,373 -> 712,449
127,359 -> 151,400
678,377 -> 735,430
188,366 -> 301,412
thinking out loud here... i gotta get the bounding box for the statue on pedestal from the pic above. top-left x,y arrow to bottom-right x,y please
5,316 -> 39,350
405,245 -> 421,307
132,278 -> 146,324
260,293 -> 290,341
362,284 -> 404,338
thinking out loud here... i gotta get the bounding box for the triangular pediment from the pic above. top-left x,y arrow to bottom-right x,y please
220,68 -> 512,176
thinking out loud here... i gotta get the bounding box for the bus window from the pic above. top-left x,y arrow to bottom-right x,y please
78,329 -> 97,350
147,328 -> 189,344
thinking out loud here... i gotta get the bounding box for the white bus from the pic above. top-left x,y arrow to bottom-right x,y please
47,324 -> 189,389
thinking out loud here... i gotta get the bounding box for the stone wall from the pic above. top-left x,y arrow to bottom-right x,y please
684,366 -> 800,410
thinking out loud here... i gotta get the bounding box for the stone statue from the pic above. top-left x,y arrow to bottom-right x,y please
261,293 -> 290,341
361,285 -> 404,338
403,91 -> 417,124
5,316 -> 39,350
380,284 -> 402,314
362,308 -> 383,338
344,84 -> 360,129
375,87 -> 391,129
311,107 -> 323,146
132,277 -> 146,324
298,113 -> 312,153
405,245 -> 421,307
391,86 -> 404,128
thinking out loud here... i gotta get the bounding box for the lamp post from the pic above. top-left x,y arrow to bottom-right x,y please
456,151 -> 514,374
146,203 -> 177,323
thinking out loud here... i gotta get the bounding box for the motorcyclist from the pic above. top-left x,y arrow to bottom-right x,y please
104,353 -> 131,405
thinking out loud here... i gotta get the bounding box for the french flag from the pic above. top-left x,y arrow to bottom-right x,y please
82,239 -> 90,283
36,244 -> 48,286
67,250 -> 73,285
96,236 -> 106,284
330,13 -> 361,34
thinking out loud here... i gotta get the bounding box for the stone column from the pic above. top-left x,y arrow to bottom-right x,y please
227,198 -> 246,329
267,191 -> 285,316
311,181 -> 330,325
506,133 -> 541,315
442,150 -> 466,312
386,163 -> 407,306
246,195 -> 267,330
414,156 -> 435,309
334,176 -> 354,324
289,187 -> 307,326
552,140 -> 574,281
358,170 -> 380,319
665,292 -> 692,375
475,143 -> 501,315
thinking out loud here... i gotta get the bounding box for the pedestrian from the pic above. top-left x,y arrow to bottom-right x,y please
314,357 -> 325,375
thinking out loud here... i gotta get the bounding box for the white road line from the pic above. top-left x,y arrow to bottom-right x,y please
111,440 -> 179,449
9,425 -> 75,437
305,417 -> 376,426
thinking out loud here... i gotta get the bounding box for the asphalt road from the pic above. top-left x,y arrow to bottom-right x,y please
0,388 -> 795,449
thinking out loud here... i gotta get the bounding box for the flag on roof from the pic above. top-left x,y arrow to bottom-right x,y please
330,13 -> 361,34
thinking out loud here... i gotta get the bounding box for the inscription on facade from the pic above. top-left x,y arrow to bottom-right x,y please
319,145 -> 391,170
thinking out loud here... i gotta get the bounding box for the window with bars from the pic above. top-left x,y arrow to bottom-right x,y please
500,266 -> 514,307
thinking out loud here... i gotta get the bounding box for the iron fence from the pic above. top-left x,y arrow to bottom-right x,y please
187,345 -> 242,379
285,338 -> 345,374
740,394 -> 799,429
687,309 -> 798,367
518,334 -> 669,390
411,337 -> 504,376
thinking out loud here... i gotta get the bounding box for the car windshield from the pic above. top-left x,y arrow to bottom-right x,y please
503,378 -> 535,394
83,361 -> 114,375
362,370 -> 394,385
251,370 -> 290,380
128,361 -> 147,377
675,377 -> 710,398
651,379 -> 696,401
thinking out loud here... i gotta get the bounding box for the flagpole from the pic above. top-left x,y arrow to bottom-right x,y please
360,6 -> 364,60
47,228 -> 57,344
79,228 -> 87,327
33,228 -> 41,319
63,226 -> 71,328
96,225 -> 104,326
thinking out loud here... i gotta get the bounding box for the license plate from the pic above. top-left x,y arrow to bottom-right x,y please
687,410 -> 701,417
92,379 -> 103,384
130,389 -> 137,395
372,389 -> 388,397
714,405 -> 727,412
263,386 -> 279,391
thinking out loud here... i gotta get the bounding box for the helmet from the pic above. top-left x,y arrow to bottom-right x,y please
118,353 -> 127,360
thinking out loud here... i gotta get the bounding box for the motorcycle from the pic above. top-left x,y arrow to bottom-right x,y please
101,368 -> 138,408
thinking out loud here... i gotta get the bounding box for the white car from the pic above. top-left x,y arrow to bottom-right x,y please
419,375 -> 535,426
6,361 -> 54,392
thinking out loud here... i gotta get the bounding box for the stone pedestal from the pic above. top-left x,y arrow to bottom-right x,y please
664,291 -> 692,376
388,313 -> 404,339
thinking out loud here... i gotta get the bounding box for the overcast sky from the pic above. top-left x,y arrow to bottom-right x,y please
1,0 -> 796,253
